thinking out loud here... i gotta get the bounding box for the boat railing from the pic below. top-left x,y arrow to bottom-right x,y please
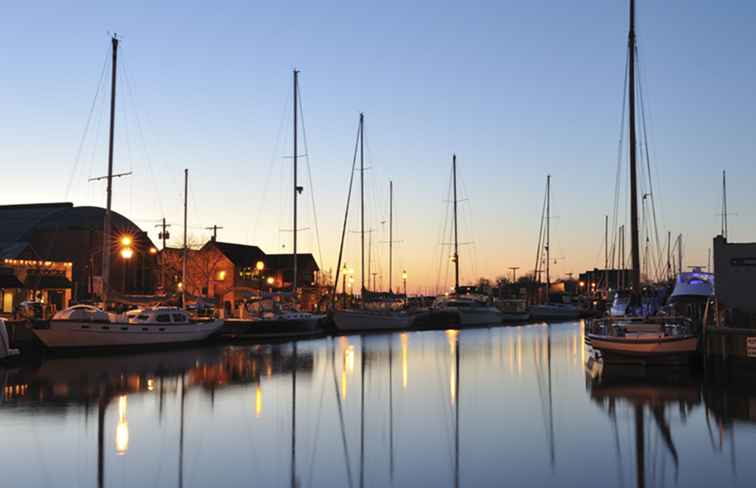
589,315 -> 696,337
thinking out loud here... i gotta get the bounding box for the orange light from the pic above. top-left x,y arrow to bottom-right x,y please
120,247 -> 134,259
266,277 -> 275,285
149,247 -> 158,255
256,261 -> 265,271
120,235 -> 133,247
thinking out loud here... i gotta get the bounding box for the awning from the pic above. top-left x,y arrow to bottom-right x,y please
24,274 -> 73,289
0,274 -> 23,289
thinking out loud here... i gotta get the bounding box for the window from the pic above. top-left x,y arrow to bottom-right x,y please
156,314 -> 171,323
217,270 -> 226,281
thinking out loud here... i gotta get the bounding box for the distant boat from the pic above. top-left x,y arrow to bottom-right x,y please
333,114 -> 413,332
529,174 -> 579,321
433,294 -> 502,326
33,305 -> 222,349
587,0 -> 698,365
429,154 -> 503,327
495,299 -> 531,322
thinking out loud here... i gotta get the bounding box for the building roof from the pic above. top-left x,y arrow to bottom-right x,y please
0,203 -> 155,259
266,253 -> 320,272
206,241 -> 265,268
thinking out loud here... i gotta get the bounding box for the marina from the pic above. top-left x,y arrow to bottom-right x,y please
1,0 -> 756,486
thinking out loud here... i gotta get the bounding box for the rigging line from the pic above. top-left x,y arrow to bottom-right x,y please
636,48 -> 664,279
296,82 -> 324,269
252,87 -> 290,244
117,67 -> 136,218
533,179 -> 547,283
121,56 -> 166,218
611,51 -> 630,258
65,45 -> 109,200
331,119 -> 361,308
434,164 -> 453,294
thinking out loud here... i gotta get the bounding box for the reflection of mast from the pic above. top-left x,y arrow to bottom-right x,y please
454,331 -> 460,488
388,336 -> 395,484
634,406 -> 644,488
97,397 -> 106,488
179,374 -> 185,488
547,327 -> 554,468
360,336 -> 366,488
533,326 -> 555,469
329,339 -> 354,487
291,342 -> 297,488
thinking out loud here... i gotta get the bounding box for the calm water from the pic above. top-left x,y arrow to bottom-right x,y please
1,322 -> 754,487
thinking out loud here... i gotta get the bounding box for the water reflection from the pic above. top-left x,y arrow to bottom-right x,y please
0,325 -> 754,487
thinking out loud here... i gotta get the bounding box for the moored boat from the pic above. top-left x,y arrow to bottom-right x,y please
529,302 -> 579,321
433,294 -> 502,326
332,309 -> 413,332
32,305 -> 223,349
495,299 -> 531,322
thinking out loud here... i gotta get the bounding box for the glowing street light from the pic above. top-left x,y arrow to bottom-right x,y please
119,235 -> 133,247
148,247 -> 158,255
256,260 -> 265,272
120,247 -> 134,259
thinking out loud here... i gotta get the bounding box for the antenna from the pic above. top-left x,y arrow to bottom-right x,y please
204,225 -> 224,241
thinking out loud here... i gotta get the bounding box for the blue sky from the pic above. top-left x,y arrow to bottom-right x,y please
1,1 -> 754,292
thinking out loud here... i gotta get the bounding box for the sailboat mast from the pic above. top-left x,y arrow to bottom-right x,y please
545,175 -> 551,292
293,69 -> 299,294
453,154 -> 460,293
389,180 -> 393,293
360,113 -> 365,296
604,215 -> 609,293
628,0 -> 642,294
182,169 -> 188,307
102,35 -> 118,305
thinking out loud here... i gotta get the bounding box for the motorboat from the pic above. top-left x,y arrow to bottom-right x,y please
495,299 -> 530,322
666,268 -> 713,321
31,304 -> 224,349
433,294 -> 502,326
529,302 -> 580,321
587,315 -> 698,365
0,318 -> 20,360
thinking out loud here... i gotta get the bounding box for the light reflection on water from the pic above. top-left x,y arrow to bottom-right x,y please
0,322 -> 755,487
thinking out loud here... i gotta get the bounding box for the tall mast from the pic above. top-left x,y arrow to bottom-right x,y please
389,180 -> 393,294
628,0 -> 642,294
360,113 -> 365,296
721,170 -> 728,239
182,169 -> 188,307
545,175 -> 551,292
666,230 -> 671,280
293,69 -> 299,294
604,214 -> 609,292
677,233 -> 683,274
452,154 -> 460,293
102,35 -> 118,305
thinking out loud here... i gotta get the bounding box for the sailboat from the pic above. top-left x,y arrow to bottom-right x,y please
224,70 -> 323,338
332,114 -> 413,331
587,0 -> 698,365
529,175 -> 579,321
431,155 -> 502,326
32,38 -> 223,349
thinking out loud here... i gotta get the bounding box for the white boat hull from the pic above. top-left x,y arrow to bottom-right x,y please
33,319 -> 224,349
333,310 -> 413,331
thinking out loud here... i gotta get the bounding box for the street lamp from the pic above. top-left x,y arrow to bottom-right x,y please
402,270 -> 408,304
120,246 -> 133,292
266,276 -> 275,293
120,235 -> 133,247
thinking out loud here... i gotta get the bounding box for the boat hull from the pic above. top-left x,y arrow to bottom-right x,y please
500,312 -> 530,322
588,334 -> 698,365
529,305 -> 579,321
456,308 -> 503,326
32,319 -> 224,349
222,316 -> 323,340
333,310 -> 413,332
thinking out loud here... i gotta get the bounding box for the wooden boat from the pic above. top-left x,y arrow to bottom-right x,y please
587,0 -> 700,366
32,305 -> 223,349
588,316 -> 698,365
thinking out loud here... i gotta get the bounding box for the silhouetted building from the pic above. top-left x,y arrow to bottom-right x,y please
0,202 -> 158,304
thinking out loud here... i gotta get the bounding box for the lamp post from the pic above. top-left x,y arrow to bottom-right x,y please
256,260 -> 265,293
402,270 -> 408,305
119,235 -> 134,293
266,276 -> 275,294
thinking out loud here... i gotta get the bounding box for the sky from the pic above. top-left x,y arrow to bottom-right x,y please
1,1 -> 755,294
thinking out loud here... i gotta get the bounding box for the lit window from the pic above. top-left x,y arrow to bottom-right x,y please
217,270 -> 226,281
